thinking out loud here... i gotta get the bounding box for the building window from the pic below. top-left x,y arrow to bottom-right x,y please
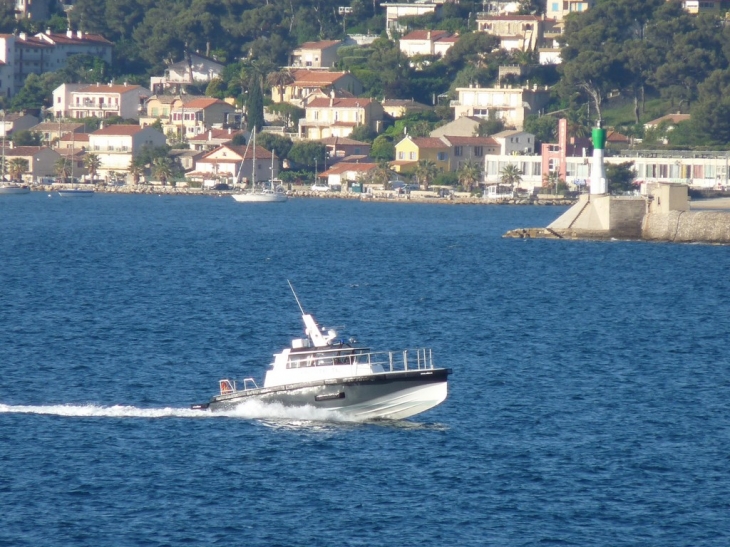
409,151 -> 415,160
398,151 -> 404,160
437,152 -> 447,161
474,146 -> 484,157
454,146 -> 462,157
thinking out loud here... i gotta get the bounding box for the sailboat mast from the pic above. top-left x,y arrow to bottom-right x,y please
252,127 -> 256,188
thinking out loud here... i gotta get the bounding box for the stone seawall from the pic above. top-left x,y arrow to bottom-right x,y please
35,185 -> 575,206
643,210 -> 730,243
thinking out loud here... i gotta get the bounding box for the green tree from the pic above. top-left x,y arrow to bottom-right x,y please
524,115 -> 557,146
476,118 -> 505,137
8,157 -> 28,181
413,159 -> 438,190
152,157 -> 172,186
0,0 -> 16,33
606,161 -> 636,195
349,125 -> 377,143
287,140 -> 326,169
84,153 -> 102,181
500,164 -> 523,190
55,157 -> 72,183
457,160 -> 482,193
257,132 -> 293,160
246,74 -> 265,132
129,159 -> 145,185
371,135 -> 395,161
267,69 -> 295,101
11,130 -> 41,146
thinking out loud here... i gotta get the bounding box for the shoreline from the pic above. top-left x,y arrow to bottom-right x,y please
34,184 -> 577,206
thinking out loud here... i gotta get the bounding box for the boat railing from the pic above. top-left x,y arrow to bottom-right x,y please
219,377 -> 258,395
286,348 -> 434,371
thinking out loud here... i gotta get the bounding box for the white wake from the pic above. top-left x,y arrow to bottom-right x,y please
0,400 -> 361,423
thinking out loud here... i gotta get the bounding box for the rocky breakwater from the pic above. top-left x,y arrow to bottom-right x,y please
504,183 -> 730,244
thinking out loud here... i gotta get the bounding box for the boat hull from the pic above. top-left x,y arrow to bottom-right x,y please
58,190 -> 94,197
203,368 -> 451,420
0,186 -> 30,195
231,193 -> 287,203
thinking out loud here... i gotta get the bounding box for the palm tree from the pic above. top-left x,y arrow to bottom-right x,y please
543,171 -> 564,194
368,160 -> 395,189
8,158 -> 28,181
55,157 -> 71,183
500,164 -> 523,191
152,157 -> 172,186
413,159 -> 438,190
129,160 -> 145,185
83,153 -> 101,182
458,160 -> 483,193
267,69 -> 295,103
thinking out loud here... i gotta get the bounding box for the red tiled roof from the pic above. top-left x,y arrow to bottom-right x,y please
177,97 -> 229,109
297,40 -> 342,50
42,32 -> 113,45
59,133 -> 90,142
321,162 -> 377,175
442,136 -> 499,146
200,144 -> 277,161
292,70 -> 351,85
410,137 -> 448,149
400,30 -> 451,41
307,97 -> 373,108
318,136 -> 369,146
6,146 -> 46,156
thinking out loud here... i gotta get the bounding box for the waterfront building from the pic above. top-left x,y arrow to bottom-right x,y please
88,125 -> 166,177
53,82 -> 151,120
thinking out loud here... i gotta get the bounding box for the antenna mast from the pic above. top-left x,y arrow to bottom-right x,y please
287,280 -> 305,315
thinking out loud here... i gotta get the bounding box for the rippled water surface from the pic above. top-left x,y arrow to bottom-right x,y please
1,193 -> 729,546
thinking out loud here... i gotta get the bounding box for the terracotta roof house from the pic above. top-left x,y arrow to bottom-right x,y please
272,69 -> 363,107
318,136 -> 371,163
399,30 -> 458,57
430,116 -> 483,138
88,125 -> 166,175
299,95 -> 384,139
381,99 -> 432,118
187,128 -> 248,151
150,52 -> 224,94
29,122 -> 86,145
289,40 -> 343,69
53,82 -> 151,120
0,112 -> 39,138
320,162 -> 378,188
3,145 -> 61,180
393,134 -> 499,173
644,113 -> 691,130
191,144 -> 279,185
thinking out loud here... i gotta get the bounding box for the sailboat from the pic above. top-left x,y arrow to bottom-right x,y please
231,128 -> 287,203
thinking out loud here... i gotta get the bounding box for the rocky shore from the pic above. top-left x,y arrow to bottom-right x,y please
35,184 -> 576,206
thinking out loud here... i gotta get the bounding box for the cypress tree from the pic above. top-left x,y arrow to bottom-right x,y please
246,75 -> 264,133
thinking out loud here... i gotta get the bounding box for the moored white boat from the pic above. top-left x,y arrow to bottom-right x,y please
58,189 -> 94,197
192,282 -> 451,420
231,184 -> 288,203
0,183 -> 30,195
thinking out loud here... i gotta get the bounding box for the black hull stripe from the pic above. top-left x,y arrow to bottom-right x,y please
209,368 -> 451,405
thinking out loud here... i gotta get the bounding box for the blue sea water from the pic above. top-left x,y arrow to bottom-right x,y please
1,193 -> 729,546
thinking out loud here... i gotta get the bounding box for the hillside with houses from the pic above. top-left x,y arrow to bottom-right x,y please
1,0 -> 730,195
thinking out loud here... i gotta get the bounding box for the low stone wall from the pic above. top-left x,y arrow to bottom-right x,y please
643,210 -> 730,243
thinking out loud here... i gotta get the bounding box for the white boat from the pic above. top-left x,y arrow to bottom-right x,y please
192,282 -> 451,420
0,183 -> 30,195
232,183 -> 288,203
58,189 -> 94,197
231,128 -> 288,203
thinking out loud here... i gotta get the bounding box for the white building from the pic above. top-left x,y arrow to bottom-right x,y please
150,52 -> 224,94
88,125 -> 166,175
451,85 -> 551,129
54,83 -> 151,120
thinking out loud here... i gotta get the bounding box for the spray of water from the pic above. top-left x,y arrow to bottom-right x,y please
0,400 -> 363,424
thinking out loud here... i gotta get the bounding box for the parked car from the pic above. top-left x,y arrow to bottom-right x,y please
391,181 -> 419,192
311,183 -> 330,192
